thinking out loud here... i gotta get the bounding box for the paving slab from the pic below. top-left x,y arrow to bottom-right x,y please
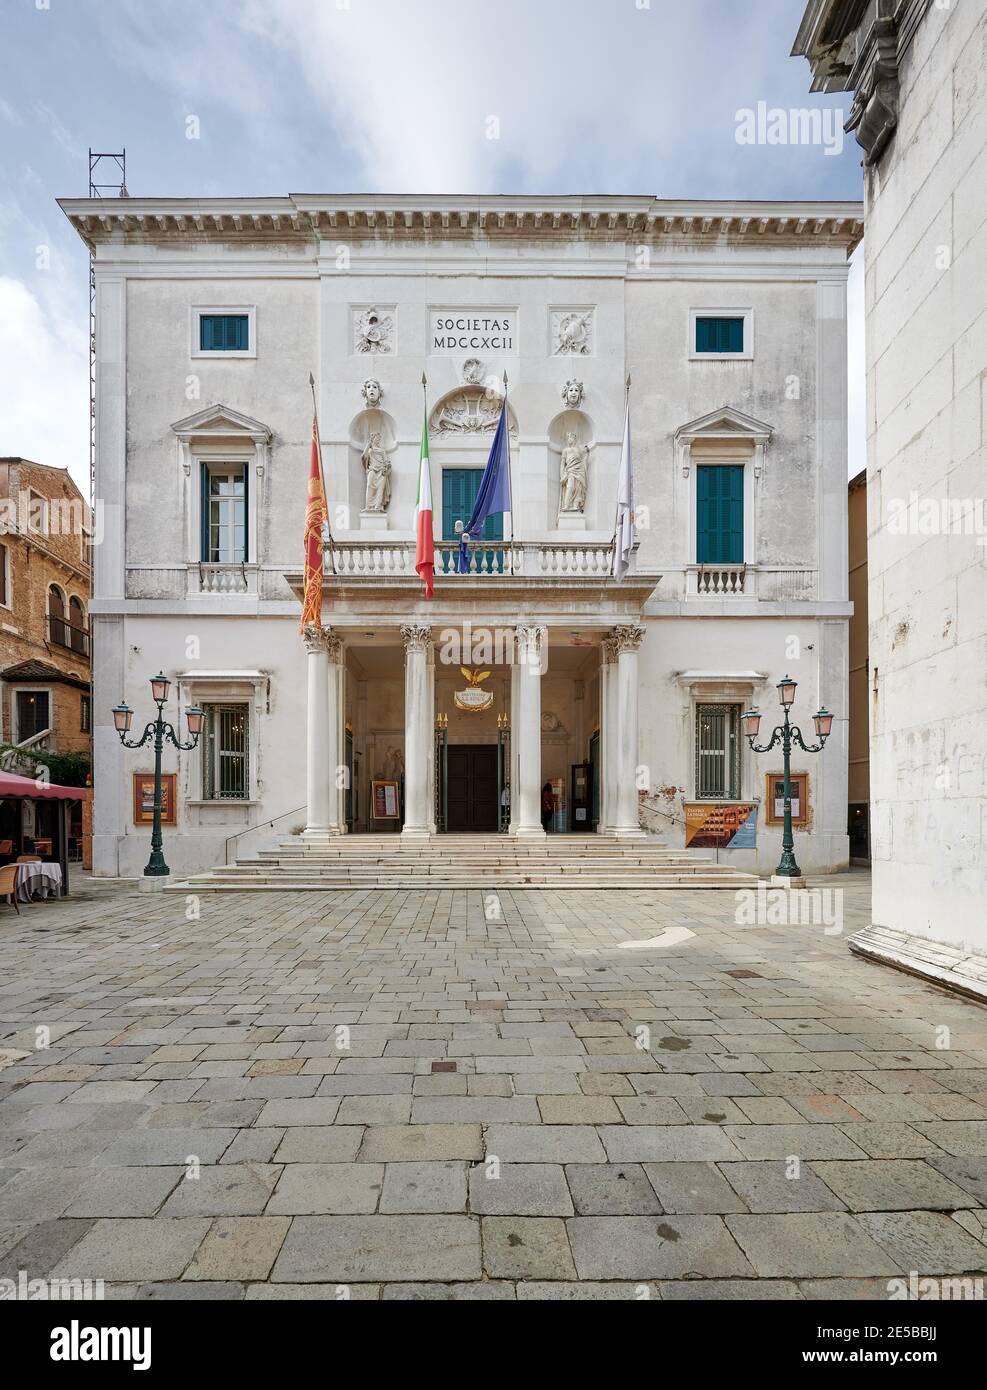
565,1163 -> 663,1216
52,1218 -> 212,1282
272,1215 -> 481,1282
568,1215 -> 752,1280
380,1162 -> 467,1214
724,1213 -> 900,1278
810,1159 -> 980,1212
184,1217 -> 291,1281
482,1217 -> 576,1279
469,1163 -> 572,1216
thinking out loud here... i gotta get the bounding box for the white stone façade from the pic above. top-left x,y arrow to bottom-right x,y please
61,193 -> 862,878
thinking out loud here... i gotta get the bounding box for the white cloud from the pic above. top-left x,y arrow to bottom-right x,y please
0,273 -> 89,489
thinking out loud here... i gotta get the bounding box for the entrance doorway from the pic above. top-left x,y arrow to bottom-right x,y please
446,745 -> 499,832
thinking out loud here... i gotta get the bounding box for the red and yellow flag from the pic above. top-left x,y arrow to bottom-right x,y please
300,414 -> 327,630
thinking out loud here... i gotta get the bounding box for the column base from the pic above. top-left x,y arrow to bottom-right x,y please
401,827 -> 432,840
512,826 -> 547,839
301,827 -> 344,843
612,825 -> 647,839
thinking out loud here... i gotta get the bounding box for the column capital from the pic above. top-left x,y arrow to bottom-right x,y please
302,623 -> 343,661
515,622 -> 546,653
610,623 -> 645,654
400,622 -> 432,653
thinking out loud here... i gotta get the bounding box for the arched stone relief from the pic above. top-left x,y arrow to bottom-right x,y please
428,385 -> 518,440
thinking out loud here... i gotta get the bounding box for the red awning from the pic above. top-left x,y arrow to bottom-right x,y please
0,771 -> 91,801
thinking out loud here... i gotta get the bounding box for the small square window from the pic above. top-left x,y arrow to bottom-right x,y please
689,308 -> 752,360
200,314 -> 249,352
192,307 -> 256,358
696,317 -> 744,353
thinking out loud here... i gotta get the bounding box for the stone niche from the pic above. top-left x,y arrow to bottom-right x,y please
547,406 -> 595,531
348,403 -> 397,533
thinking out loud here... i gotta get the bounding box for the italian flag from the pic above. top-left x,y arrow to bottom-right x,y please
414,411 -> 434,599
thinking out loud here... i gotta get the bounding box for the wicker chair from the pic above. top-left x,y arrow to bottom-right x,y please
0,864 -> 19,913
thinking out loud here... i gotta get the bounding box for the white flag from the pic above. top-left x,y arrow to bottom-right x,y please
612,399 -> 634,579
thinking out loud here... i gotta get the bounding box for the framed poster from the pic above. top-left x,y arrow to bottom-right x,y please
764,772 -> 809,827
133,772 -> 176,826
371,778 -> 401,821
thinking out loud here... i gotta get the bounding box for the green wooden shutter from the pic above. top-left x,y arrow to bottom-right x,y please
697,466 -> 744,563
695,316 -> 744,353
200,463 -> 210,561
441,469 -> 504,541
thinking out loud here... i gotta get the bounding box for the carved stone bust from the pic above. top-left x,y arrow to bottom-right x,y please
361,377 -> 383,407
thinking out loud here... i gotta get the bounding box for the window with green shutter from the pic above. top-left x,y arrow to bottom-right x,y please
199,314 -> 249,352
696,465 -> 744,564
695,316 -> 744,353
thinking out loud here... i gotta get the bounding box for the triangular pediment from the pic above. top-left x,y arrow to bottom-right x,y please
171,403 -> 272,442
675,405 -> 772,443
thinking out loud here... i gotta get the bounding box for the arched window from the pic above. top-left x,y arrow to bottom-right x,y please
48,585 -> 66,647
68,596 -> 87,654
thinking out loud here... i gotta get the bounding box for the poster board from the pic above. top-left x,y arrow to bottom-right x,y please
133,772 -> 176,826
764,772 -> 809,827
371,778 -> 401,821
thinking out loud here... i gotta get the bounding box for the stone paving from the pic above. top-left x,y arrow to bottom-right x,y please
1,870 -> 986,1300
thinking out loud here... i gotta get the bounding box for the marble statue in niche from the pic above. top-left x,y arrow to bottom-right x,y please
559,430 -> 589,513
362,431 -> 392,512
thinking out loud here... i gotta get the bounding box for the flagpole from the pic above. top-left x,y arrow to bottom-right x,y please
612,373 -> 631,553
503,370 -> 514,575
309,372 -> 334,568
422,370 -> 430,575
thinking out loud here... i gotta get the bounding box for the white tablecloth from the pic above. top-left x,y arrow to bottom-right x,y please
15,863 -> 63,902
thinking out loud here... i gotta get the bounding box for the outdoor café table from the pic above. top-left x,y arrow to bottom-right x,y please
15,862 -> 63,902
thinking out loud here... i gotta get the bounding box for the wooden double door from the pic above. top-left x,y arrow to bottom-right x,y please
445,744 -> 499,832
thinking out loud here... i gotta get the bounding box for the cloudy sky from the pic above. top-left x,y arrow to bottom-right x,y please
0,0 -> 865,492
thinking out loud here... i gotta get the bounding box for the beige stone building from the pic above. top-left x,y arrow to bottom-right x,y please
796,0 -> 987,981
0,458 -> 92,760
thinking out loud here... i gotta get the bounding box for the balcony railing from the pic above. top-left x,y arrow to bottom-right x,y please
328,539 -> 617,579
48,617 -> 91,657
685,565 -> 818,599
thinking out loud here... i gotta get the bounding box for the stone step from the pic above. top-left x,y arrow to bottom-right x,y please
169,875 -> 753,892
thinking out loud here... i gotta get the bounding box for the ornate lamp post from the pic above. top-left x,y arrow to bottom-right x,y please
112,673 -> 203,878
742,676 -> 833,881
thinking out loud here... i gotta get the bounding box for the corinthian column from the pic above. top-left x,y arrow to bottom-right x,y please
401,623 -> 432,838
302,624 -> 332,838
611,623 -> 646,838
325,632 -> 346,834
598,636 -> 618,834
513,623 -> 546,838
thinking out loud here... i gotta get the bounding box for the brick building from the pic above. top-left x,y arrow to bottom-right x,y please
0,458 -> 92,761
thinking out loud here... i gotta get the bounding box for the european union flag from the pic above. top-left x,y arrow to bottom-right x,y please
458,400 -> 511,573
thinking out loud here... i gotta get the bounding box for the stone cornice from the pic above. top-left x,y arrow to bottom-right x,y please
59,194 -> 864,255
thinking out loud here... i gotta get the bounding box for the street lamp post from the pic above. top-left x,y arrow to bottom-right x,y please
112,673 -> 203,878
742,677 -> 833,881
